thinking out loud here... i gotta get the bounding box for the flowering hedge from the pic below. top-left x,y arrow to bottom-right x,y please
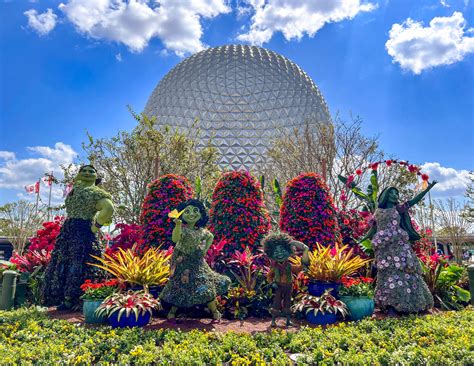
209,171 -> 271,254
280,173 -> 340,249
140,174 -> 194,249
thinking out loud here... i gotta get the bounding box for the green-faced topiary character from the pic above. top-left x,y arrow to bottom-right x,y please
262,232 -> 309,327
42,164 -> 114,309
160,199 -> 231,321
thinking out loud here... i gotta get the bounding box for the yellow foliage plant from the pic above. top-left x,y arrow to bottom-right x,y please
89,245 -> 171,293
306,243 -> 371,283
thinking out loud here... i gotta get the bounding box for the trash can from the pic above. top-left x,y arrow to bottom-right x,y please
0,270 -> 18,310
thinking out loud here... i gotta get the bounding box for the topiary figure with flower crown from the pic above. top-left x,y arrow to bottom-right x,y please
279,173 -> 340,249
360,181 -> 437,314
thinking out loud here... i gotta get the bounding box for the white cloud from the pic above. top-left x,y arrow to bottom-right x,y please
440,0 -> 450,7
237,0 -> 376,45
115,52 -> 122,62
0,143 -> 78,204
385,12 -> 474,74
421,162 -> 471,197
0,151 -> 16,160
24,8 -> 58,35
58,0 -> 231,55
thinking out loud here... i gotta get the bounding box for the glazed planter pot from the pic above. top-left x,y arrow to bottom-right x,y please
83,299 -> 107,324
308,281 -> 341,298
340,296 -> 374,321
305,311 -> 337,326
108,311 -> 151,329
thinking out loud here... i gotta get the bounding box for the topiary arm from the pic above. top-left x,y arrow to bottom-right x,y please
204,231 -> 214,252
290,240 -> 309,267
408,181 -> 437,207
92,198 -> 114,233
171,219 -> 182,244
359,226 -> 376,242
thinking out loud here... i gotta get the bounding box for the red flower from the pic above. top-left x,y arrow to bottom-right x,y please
370,163 -> 379,170
355,169 -> 363,175
421,174 -> 429,181
385,160 -> 392,167
408,164 -> 419,173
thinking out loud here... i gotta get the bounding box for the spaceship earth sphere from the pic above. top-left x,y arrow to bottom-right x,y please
144,44 -> 331,170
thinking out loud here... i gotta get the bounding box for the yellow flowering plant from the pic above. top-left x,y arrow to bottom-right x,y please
305,243 -> 371,283
88,245 -> 171,293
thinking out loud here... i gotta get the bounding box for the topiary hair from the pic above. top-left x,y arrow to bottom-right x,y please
177,199 -> 209,228
261,232 -> 294,258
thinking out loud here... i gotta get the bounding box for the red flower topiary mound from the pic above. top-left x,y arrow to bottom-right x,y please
209,171 -> 271,254
140,174 -> 194,249
280,173 -> 341,249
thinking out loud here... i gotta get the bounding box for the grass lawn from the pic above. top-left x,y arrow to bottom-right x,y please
0,307 -> 472,365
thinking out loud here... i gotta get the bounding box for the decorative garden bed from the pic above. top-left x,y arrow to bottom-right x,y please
1,307 -> 472,364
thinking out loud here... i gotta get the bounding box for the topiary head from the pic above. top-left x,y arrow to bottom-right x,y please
378,187 -> 399,208
262,232 -> 295,263
77,164 -> 102,185
177,199 -> 209,228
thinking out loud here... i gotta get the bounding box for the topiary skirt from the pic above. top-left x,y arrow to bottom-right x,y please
42,218 -> 103,306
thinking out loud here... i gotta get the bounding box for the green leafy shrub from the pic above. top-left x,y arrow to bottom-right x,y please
0,307 -> 472,365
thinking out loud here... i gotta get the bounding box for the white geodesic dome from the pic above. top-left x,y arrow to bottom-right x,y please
144,44 -> 331,170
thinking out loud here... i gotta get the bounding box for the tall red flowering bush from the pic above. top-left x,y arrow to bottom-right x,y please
10,216 -> 64,272
280,173 -> 341,249
28,216 -> 63,252
140,174 -> 194,249
209,171 -> 271,254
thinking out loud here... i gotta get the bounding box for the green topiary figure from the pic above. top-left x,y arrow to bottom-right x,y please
160,199 -> 231,321
140,174 -> 194,249
262,232 -> 309,327
209,171 -> 271,254
280,173 -> 341,249
361,183 -> 437,314
42,165 -> 114,309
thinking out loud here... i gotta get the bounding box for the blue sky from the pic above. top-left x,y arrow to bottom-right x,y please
0,0 -> 473,205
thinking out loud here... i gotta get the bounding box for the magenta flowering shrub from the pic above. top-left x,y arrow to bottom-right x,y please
140,174 -> 194,249
280,173 -> 341,249
105,223 -> 144,256
209,171 -> 271,255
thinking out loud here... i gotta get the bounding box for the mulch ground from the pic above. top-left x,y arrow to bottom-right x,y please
47,308 -> 440,334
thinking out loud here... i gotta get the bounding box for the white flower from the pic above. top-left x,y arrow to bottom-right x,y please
397,281 -> 403,286
395,262 -> 401,268
387,256 -> 392,260
394,256 -> 400,261
407,288 -> 411,294
389,283 -> 395,289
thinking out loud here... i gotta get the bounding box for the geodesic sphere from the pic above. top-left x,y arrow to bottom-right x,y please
144,44 -> 331,170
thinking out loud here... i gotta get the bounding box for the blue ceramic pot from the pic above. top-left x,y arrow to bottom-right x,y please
340,296 -> 374,321
108,311 -> 151,328
83,299 -> 106,324
305,311 -> 337,326
308,281 -> 341,298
